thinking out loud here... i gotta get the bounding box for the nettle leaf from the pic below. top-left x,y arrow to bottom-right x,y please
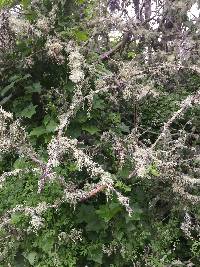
1,81 -> 15,97
119,122 -> 130,133
75,30 -> 89,41
96,202 -> 122,222
25,82 -> 42,93
46,119 -> 58,133
17,104 -> 37,119
88,248 -> 103,264
29,126 -> 46,137
82,125 -> 100,135
1,74 -> 31,97
92,96 -> 106,110
23,252 -> 37,266
148,164 -> 160,177
115,181 -> 131,192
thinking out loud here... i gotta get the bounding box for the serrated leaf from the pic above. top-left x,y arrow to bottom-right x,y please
96,202 -> 122,222
82,125 -> 100,135
25,82 -> 42,93
93,96 -> 105,110
23,252 -> 37,265
46,119 -> 57,132
18,104 -> 37,118
75,31 -> 89,41
29,126 -> 46,137
119,122 -> 130,133
1,81 -> 15,96
88,249 -> 103,264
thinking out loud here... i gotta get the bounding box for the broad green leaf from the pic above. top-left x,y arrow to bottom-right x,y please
76,112 -> 88,123
1,81 -> 15,96
1,74 -> 31,96
96,202 -> 122,222
29,126 -> 46,137
25,82 -> 42,93
119,122 -> 130,133
13,158 -> 28,169
75,31 -> 89,41
18,104 -> 37,118
82,125 -> 100,135
46,119 -> 58,132
115,181 -> 131,192
23,252 -> 37,266
88,249 -> 103,264
93,96 -> 106,110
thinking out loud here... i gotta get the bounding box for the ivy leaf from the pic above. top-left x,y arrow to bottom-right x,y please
17,104 -> 37,118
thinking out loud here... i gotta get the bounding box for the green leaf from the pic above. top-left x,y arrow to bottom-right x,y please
13,158 -> 28,169
29,126 -> 46,137
119,122 -> 130,133
109,112 -> 121,124
25,82 -> 42,93
75,31 -> 89,41
17,104 -> 37,118
92,96 -> 106,110
10,213 -> 24,225
76,112 -> 88,123
82,125 -> 100,135
96,202 -> 122,222
1,81 -> 15,96
46,119 -> 58,133
115,181 -> 131,192
127,51 -> 136,59
148,164 -> 160,177
23,252 -> 37,266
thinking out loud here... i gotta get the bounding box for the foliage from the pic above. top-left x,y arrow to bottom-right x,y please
1,0 -> 200,266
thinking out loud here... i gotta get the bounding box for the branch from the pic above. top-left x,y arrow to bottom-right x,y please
151,90 -> 200,149
101,31 -> 131,60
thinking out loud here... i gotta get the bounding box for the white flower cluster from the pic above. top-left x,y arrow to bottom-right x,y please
9,14 -> 31,35
36,17 -> 50,33
180,212 -> 193,239
67,44 -> 85,83
60,137 -> 114,185
133,146 -> 152,178
28,214 -> 44,232
58,228 -> 82,243
0,107 -> 15,154
46,37 -> 65,64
